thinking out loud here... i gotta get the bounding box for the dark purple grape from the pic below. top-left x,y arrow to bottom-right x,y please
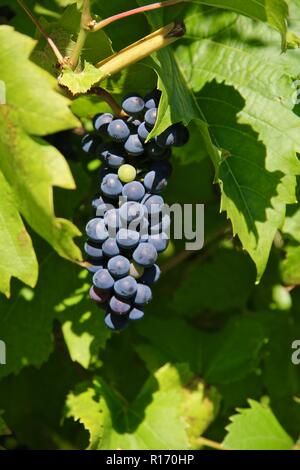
122,181 -> 145,202
102,238 -> 120,258
93,113 -> 113,133
107,119 -> 130,142
89,286 -> 110,304
148,233 -> 169,253
84,242 -> 103,260
124,134 -> 144,156
134,284 -> 152,306
144,108 -> 157,128
129,307 -> 144,321
93,268 -> 114,291
144,90 -> 161,109
104,313 -> 129,331
108,255 -> 130,279
109,296 -> 131,315
85,218 -> 109,243
101,174 -> 123,199
137,122 -> 150,142
142,194 -> 164,216
122,95 -> 145,116
133,242 -> 158,268
114,276 -> 138,299
139,264 -> 161,285
116,229 -> 140,250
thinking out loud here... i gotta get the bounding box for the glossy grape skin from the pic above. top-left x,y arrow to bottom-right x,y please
139,264 -> 161,285
144,89 -> 161,109
171,123 -> 190,147
149,213 -> 171,235
104,208 -> 120,232
124,134 -> 144,156
133,242 -> 158,268
85,218 -> 109,243
137,122 -> 150,142
122,95 -> 145,116
144,108 -> 157,128
148,233 -> 169,253
107,119 -> 130,142
108,255 -> 130,279
119,202 -> 145,225
129,307 -> 144,321
98,144 -> 125,169
144,170 -> 168,194
134,284 -> 152,306
93,113 -> 113,133
89,286 -> 110,304
116,229 -> 140,250
101,174 -> 123,199
102,238 -> 120,258
84,242 -> 103,260
114,276 -> 138,299
81,134 -> 99,154
104,313 -> 129,331
122,181 -> 145,202
93,268 -> 114,291
142,194 -> 164,216
146,141 -> 166,158
156,123 -> 190,148
109,295 -> 131,315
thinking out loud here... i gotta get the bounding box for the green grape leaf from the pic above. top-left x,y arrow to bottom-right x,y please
59,61 -> 104,95
0,26 -> 81,296
223,399 -> 294,450
175,16 -> 300,279
0,242 -> 110,379
137,0 -> 288,48
65,363 -> 217,450
203,315 -> 266,384
172,248 -> 256,315
191,0 -> 288,48
281,245 -> 300,285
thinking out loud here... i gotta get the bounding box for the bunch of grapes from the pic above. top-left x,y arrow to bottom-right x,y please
82,90 -> 189,331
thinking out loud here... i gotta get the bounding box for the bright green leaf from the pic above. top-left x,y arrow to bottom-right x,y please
59,61 -> 104,95
223,399 -> 294,450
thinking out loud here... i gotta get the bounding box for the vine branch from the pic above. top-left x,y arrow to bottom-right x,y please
90,0 -> 184,31
17,0 -> 65,65
89,87 -> 128,117
68,0 -> 92,70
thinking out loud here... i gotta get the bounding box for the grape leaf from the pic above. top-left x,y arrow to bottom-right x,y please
223,399 -> 294,450
281,245 -> 300,285
191,0 -> 288,48
203,315 -> 266,384
65,363 -> 217,450
171,247 -> 256,315
59,61 -> 104,95
0,241 -> 110,379
0,25 -> 81,296
175,15 -> 300,279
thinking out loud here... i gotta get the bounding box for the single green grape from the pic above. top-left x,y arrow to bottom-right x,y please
118,164 -> 137,183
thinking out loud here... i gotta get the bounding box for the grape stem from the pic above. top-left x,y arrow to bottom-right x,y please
90,0 -> 185,31
95,22 -> 185,75
16,0 -> 65,65
89,87 -> 128,118
196,437 -> 226,451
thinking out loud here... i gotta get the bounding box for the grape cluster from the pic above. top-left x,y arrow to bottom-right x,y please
82,90 -> 189,331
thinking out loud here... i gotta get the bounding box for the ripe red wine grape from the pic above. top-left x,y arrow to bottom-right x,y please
83,89 -> 189,331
